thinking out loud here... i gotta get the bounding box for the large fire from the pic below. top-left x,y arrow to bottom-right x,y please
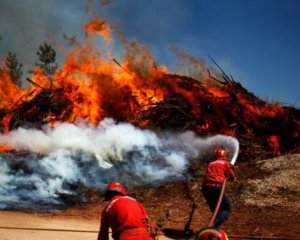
0,17 -> 299,159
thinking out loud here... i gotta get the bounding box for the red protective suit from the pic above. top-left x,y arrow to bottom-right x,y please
202,158 -> 235,187
98,195 -> 155,240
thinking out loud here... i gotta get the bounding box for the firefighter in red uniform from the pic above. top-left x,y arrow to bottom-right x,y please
201,148 -> 236,228
97,182 -> 156,240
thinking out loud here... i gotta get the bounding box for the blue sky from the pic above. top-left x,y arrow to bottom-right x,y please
0,0 -> 299,107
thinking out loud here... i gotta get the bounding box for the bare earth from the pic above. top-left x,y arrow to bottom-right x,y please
0,210 -> 99,240
0,154 -> 299,240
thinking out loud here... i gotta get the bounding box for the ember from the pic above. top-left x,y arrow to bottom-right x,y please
0,17 -> 299,160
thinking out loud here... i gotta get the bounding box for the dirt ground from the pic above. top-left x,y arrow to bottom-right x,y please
0,153 -> 299,239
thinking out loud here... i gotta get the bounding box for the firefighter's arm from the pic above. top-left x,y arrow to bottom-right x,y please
98,211 -> 109,240
139,203 -> 157,238
225,162 -> 236,181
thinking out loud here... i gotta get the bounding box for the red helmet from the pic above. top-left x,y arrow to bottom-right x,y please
196,227 -> 228,240
106,182 -> 127,195
215,148 -> 227,158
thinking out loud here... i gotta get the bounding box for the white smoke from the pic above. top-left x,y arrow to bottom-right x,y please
0,119 -> 239,211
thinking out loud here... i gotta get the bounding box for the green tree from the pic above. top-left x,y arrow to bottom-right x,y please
36,42 -> 58,88
5,52 -> 23,87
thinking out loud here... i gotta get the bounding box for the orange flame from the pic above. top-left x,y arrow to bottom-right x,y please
267,135 -> 281,155
0,17 -> 298,156
84,18 -> 112,44
0,69 -> 24,109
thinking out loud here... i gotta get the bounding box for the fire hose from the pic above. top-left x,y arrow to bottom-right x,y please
0,226 -> 299,239
208,178 -> 227,227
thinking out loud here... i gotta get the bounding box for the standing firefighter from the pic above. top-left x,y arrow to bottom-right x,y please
201,148 -> 236,228
97,182 -> 156,240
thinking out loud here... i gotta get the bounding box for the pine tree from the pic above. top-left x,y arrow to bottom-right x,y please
36,42 -> 58,88
5,52 -> 23,87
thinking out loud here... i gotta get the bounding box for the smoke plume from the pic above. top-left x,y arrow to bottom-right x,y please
0,119 -> 238,211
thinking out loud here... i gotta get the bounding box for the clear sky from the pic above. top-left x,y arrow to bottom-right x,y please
0,0 -> 299,107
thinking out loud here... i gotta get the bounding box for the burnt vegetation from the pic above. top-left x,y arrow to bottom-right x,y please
0,44 -> 299,161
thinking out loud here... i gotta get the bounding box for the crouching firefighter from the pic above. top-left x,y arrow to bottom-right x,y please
97,182 -> 156,240
201,148 -> 236,228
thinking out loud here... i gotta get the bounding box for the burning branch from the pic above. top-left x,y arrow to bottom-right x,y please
26,78 -> 46,91
207,69 -> 224,85
113,58 -> 129,73
208,55 -> 234,84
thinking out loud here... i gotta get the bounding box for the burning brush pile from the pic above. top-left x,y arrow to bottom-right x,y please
0,18 -> 299,211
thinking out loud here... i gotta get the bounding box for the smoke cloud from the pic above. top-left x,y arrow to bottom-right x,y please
0,119 -> 238,211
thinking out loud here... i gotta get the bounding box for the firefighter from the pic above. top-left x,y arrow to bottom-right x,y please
97,182 -> 156,240
201,148 -> 236,228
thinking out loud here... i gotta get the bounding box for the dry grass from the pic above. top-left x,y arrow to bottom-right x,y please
241,153 -> 300,208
